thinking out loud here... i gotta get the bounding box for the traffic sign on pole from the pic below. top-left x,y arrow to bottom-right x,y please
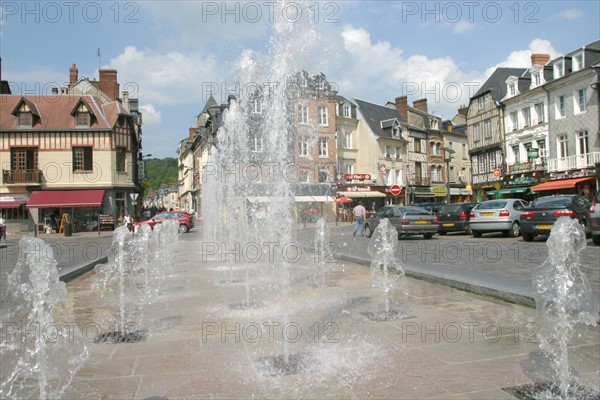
390,185 -> 402,196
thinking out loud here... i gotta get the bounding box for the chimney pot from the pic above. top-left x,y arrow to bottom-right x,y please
413,98 -> 428,114
395,96 -> 408,122
531,53 -> 550,66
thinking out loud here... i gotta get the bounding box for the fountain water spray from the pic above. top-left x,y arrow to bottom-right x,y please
0,237 -> 90,399
532,217 -> 599,399
365,219 -> 408,321
313,217 -> 329,286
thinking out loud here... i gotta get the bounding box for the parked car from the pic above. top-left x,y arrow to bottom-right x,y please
520,194 -> 592,242
437,202 -> 479,235
135,211 -> 194,233
591,191 -> 600,246
365,206 -> 438,240
411,202 -> 446,217
469,199 -> 528,238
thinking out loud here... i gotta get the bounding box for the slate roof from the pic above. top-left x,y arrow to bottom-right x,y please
199,95 -> 219,115
0,94 -> 129,130
354,98 -> 407,141
473,67 -> 528,101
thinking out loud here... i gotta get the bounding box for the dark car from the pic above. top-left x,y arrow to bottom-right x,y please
135,211 -> 195,233
520,195 -> 591,242
365,206 -> 438,240
412,202 -> 446,216
437,202 -> 479,235
591,191 -> 600,246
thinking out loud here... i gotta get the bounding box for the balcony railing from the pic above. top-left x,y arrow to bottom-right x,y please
547,152 -> 600,172
2,169 -> 42,185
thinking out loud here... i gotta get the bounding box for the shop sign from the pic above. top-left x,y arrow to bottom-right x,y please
345,186 -> 372,192
430,186 -> 447,196
345,174 -> 372,181
508,162 -> 532,173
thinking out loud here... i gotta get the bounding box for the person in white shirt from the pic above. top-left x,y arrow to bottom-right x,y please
353,201 -> 367,237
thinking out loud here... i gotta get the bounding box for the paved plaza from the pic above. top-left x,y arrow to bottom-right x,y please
53,232 -> 599,399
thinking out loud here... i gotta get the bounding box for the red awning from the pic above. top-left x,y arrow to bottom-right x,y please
531,177 -> 595,192
27,190 -> 105,208
0,201 -> 25,209
0,195 -> 28,208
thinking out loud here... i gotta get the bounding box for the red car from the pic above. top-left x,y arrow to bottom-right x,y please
135,211 -> 194,233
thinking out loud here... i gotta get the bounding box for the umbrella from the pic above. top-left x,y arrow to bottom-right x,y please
335,197 -> 353,203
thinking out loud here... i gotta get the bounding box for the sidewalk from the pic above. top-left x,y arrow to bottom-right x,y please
58,237 -> 599,399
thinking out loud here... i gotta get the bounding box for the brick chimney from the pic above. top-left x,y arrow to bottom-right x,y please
99,69 -> 119,101
69,63 -> 78,87
395,96 -> 408,122
531,53 -> 550,66
413,98 -> 428,113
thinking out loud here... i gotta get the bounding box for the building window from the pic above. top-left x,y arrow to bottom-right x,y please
430,119 -> 439,130
318,106 -> 328,126
318,167 -> 329,183
11,148 -> 38,171
473,123 -> 481,142
483,120 -> 492,138
342,105 -> 351,118
556,95 -> 566,118
447,142 -> 454,159
318,137 -> 328,156
344,132 -> 352,149
298,105 -> 308,124
18,112 -> 33,128
533,72 -> 541,86
510,111 -> 518,131
524,142 -> 532,160
554,60 -> 564,79
384,145 -> 391,158
430,165 -> 438,182
299,170 -> 309,183
299,136 -> 308,156
462,144 -> 467,159
76,112 -> 90,127
535,103 -> 544,124
478,97 -> 485,110
396,146 -> 402,159
73,147 -> 93,171
251,135 -> 263,152
413,138 -> 421,153
557,135 -> 568,158
578,131 -> 589,155
575,89 -> 586,113
345,164 -> 354,174
522,107 -> 531,128
537,139 -> 546,163
116,147 -> 126,172
512,145 -> 520,163
573,53 -> 584,72
509,83 -> 516,97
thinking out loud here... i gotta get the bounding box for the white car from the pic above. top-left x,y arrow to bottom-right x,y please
469,199 -> 528,238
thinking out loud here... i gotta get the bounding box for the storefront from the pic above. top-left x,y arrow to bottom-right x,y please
0,193 -> 30,234
338,186 -> 387,214
530,176 -> 597,200
26,190 -> 106,233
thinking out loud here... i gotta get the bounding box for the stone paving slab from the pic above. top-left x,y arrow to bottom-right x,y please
56,237 -> 600,399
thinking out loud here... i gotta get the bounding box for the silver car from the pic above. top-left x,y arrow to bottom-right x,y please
365,206 -> 438,240
469,199 -> 528,238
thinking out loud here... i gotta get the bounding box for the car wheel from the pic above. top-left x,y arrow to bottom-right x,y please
522,232 -> 535,242
472,230 -> 482,238
178,224 -> 189,233
593,235 -> 600,246
365,224 -> 372,238
465,225 -> 472,235
438,231 -> 447,235
423,233 -> 433,240
508,221 -> 520,238
580,219 -> 589,237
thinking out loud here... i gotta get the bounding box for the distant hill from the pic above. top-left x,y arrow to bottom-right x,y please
144,157 -> 178,191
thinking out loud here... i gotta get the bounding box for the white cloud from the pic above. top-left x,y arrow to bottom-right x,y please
139,104 -> 161,125
339,26 -> 483,118
452,21 -> 474,34
106,46 -> 226,106
485,38 -> 561,77
551,8 -> 584,20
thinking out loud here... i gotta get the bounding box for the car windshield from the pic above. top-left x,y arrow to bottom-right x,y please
440,205 -> 462,213
477,201 -> 508,210
403,207 -> 431,216
532,197 -> 572,207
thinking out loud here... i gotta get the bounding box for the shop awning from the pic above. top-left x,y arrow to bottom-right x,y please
530,177 -> 596,192
486,187 -> 531,196
338,191 -> 386,198
0,195 -> 28,208
27,190 -> 105,208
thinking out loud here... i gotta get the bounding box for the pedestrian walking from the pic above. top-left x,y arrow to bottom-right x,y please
353,201 -> 367,237
0,214 -> 6,241
123,212 -> 134,232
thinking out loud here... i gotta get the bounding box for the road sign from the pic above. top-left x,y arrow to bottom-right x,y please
390,185 -> 402,196
493,168 -> 502,177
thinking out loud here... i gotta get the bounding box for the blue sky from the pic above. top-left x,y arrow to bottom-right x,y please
1,1 -> 599,158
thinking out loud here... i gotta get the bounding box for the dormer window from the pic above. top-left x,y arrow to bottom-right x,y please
18,112 -> 33,127
573,52 -> 584,72
533,72 -> 540,86
554,60 -> 565,79
509,83 -> 516,97
430,119 -> 439,130
75,103 -> 91,127
342,104 -> 351,118
392,127 -> 400,138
